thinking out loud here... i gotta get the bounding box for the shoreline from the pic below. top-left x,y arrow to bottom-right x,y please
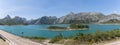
0,30 -> 63,45
94,23 -> 120,25
47,28 -> 89,31
0,27 -> 120,45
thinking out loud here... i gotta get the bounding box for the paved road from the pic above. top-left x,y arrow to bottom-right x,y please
0,30 -> 42,45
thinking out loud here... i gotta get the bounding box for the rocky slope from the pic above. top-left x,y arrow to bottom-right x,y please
28,16 -> 58,24
58,12 -> 105,24
98,14 -> 120,23
1,12 -> 120,25
0,15 -> 27,25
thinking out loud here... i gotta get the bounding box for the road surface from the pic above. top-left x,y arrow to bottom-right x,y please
0,30 -> 42,45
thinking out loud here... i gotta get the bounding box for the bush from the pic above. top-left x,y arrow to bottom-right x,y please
49,33 -> 63,43
73,30 -> 120,43
23,36 -> 46,42
48,26 -> 67,29
70,24 -> 89,29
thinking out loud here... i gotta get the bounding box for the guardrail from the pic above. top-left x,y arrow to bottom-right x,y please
0,34 -> 17,45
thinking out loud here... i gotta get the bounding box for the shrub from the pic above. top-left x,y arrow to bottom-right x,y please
48,26 -> 67,29
49,33 -> 63,43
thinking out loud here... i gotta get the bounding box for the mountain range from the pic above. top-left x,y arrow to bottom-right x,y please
1,12 -> 120,25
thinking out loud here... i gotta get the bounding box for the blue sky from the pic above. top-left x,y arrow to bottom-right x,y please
0,0 -> 120,19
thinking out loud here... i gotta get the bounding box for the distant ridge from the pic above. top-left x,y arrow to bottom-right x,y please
1,12 -> 120,25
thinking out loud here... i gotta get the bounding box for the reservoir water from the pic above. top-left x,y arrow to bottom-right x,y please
0,24 -> 120,38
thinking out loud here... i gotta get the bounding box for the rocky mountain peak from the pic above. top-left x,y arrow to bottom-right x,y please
67,12 -> 74,15
98,14 -> 120,23
4,15 -> 11,19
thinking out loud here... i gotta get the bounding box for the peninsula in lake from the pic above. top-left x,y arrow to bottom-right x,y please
1,12 -> 120,25
48,24 -> 89,30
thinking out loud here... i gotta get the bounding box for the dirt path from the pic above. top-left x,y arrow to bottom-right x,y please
105,41 -> 120,45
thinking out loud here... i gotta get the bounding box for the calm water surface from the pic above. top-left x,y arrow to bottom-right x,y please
0,24 -> 120,38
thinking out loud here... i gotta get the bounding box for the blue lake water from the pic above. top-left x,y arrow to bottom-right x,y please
0,24 -> 120,38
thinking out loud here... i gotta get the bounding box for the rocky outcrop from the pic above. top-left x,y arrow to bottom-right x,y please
58,12 -> 105,24
12,16 -> 27,25
0,15 -> 13,25
1,12 -> 120,25
0,15 -> 27,25
58,12 -> 75,23
98,14 -> 120,23
28,16 -> 58,24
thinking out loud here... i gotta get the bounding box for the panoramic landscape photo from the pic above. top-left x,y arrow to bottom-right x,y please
0,0 -> 120,45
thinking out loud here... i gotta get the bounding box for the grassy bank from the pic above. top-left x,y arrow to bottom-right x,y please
23,29 -> 120,45
23,36 -> 47,43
